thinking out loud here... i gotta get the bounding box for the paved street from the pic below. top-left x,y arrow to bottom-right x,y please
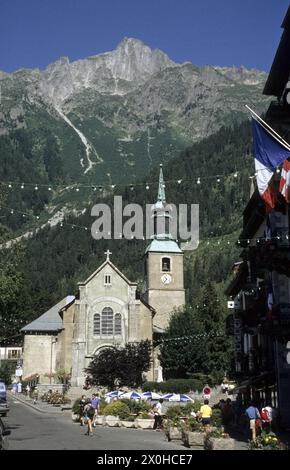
4,396 -> 185,450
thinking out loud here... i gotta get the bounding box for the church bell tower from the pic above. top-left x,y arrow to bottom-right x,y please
143,165 -> 185,330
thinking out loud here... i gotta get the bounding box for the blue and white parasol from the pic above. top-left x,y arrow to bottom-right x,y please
120,391 -> 142,400
141,391 -> 162,400
168,394 -> 193,402
105,390 -> 124,398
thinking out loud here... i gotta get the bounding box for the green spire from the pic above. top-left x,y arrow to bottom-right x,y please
157,164 -> 166,203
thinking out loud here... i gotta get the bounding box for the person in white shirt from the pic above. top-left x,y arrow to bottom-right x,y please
153,399 -> 164,430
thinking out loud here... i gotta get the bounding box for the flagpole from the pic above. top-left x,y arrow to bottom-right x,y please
253,116 -> 290,151
245,104 -> 290,151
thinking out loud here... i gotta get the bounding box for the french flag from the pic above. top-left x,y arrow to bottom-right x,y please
279,159 -> 290,203
252,118 -> 290,211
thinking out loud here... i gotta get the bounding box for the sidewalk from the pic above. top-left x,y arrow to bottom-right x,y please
7,391 -> 70,415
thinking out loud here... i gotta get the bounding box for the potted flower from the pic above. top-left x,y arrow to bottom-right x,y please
136,411 -> 155,429
248,432 -> 288,451
103,401 -> 131,427
181,417 -> 204,448
204,428 -> 235,450
165,417 -> 183,441
120,415 -> 136,428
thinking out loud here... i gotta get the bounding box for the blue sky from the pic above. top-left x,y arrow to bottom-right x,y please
0,0 -> 289,72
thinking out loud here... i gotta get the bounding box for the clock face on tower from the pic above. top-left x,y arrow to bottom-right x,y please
161,273 -> 172,285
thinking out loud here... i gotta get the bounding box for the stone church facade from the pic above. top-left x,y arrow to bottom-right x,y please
22,166 -> 185,386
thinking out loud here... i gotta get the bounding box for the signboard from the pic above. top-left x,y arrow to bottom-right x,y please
15,368 -> 23,377
203,386 -> 211,397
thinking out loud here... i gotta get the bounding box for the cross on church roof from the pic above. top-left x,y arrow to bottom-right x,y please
105,249 -> 112,261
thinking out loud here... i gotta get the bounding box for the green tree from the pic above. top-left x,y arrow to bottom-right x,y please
85,340 -> 152,389
160,284 -> 232,383
0,361 -> 15,386
159,306 -> 202,378
0,256 -> 30,342
197,282 -> 233,381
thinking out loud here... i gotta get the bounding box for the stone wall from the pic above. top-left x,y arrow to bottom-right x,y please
23,333 -> 58,384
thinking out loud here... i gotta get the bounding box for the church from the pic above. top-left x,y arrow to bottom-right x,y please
21,166 -> 185,386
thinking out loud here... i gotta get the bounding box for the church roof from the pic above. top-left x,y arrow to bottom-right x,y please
145,239 -> 183,254
21,296 -> 75,332
78,259 -> 137,286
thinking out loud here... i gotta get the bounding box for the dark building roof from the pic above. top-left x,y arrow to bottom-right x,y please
21,296 -> 75,332
263,6 -> 290,98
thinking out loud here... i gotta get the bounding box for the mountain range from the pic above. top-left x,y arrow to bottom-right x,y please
0,37 -> 270,189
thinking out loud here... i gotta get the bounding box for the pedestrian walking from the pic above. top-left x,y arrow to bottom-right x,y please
33,387 -> 38,404
91,393 -> 100,427
153,399 -> 164,431
26,384 -> 31,397
17,382 -> 22,394
261,404 -> 273,432
245,401 -> 261,441
84,402 -> 95,436
198,399 -> 212,433
79,395 -> 87,426
222,398 -> 234,431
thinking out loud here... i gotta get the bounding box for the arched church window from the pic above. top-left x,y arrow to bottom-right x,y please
101,307 -> 114,335
114,313 -> 122,335
162,257 -> 171,272
93,313 -> 100,335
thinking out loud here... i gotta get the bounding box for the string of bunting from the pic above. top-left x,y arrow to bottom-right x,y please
153,330 -> 225,346
0,328 -> 226,346
0,204 -> 89,232
0,167 -> 283,193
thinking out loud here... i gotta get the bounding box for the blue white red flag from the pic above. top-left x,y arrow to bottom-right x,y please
251,118 -> 290,210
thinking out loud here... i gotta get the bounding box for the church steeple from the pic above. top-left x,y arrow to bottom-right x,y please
151,164 -> 172,240
143,163 -> 185,331
157,164 -> 166,204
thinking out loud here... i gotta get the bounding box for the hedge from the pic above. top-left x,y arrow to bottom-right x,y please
142,379 -> 203,394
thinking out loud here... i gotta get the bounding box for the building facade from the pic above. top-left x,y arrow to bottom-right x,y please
226,189 -> 290,427
21,167 -> 185,386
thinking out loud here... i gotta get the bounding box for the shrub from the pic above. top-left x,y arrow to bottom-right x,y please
248,432 -> 288,450
166,405 -> 183,419
138,411 -> 152,419
187,417 -> 203,432
142,379 -> 203,394
103,401 -> 130,418
182,400 -> 201,415
211,408 -> 223,428
72,398 -> 81,415
187,373 -> 215,387
119,398 -> 151,414
98,397 -> 107,415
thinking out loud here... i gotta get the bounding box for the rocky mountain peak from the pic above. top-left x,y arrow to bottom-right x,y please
107,36 -> 175,82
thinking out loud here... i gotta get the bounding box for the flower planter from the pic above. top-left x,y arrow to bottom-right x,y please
94,415 -> 105,425
136,418 -> 154,430
121,420 -> 136,428
105,415 -> 120,427
167,427 -> 182,441
71,413 -> 80,423
204,437 -> 235,450
182,430 -> 204,448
